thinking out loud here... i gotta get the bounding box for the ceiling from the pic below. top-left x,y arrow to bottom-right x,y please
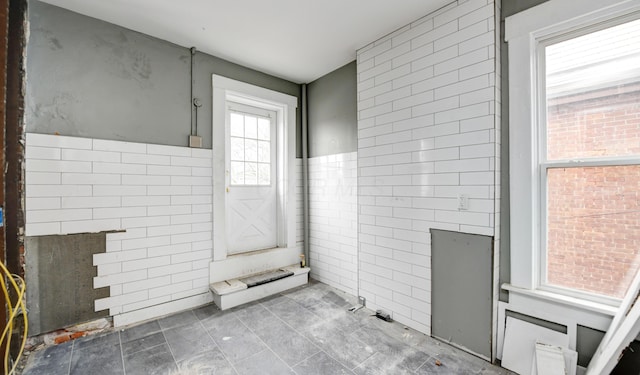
39,0 -> 452,84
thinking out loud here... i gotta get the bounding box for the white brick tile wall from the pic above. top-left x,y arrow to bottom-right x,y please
357,0 -> 499,335
308,152 -> 357,295
25,133 -> 214,323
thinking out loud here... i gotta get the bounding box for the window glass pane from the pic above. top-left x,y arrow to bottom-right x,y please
245,116 -> 258,139
546,19 -> 640,160
258,141 -> 270,163
258,118 -> 270,140
258,163 -> 270,185
230,113 -> 244,137
230,161 -> 244,185
245,162 -> 257,185
546,165 -> 640,298
230,137 -> 244,161
245,139 -> 257,162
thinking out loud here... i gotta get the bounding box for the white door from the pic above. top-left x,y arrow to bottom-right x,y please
226,103 -> 277,254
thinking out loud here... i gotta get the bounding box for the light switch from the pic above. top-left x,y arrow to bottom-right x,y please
458,194 -> 469,210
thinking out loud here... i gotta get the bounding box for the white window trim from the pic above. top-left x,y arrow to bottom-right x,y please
211,75 -> 297,262
505,0 -> 640,298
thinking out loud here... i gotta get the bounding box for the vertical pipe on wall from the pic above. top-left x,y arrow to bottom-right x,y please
302,84 -> 310,267
190,47 -> 196,136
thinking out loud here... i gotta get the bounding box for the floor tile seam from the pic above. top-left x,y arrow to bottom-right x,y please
287,347 -> 324,369
261,292 -> 379,372
234,313 -> 299,373
118,331 -> 127,375
264,294 -> 326,323
257,293 -> 288,308
349,350 -> 380,372
66,340 -> 75,375
345,327 -> 379,371
122,339 -> 169,357
321,290 -> 357,310
197,316 -> 241,375
121,325 -> 164,344
159,326 -> 180,371
258,303 -> 360,373
260,300 -> 322,351
412,353 -> 435,373
158,309 -> 199,332
366,351 -> 421,374
287,350 -> 323,371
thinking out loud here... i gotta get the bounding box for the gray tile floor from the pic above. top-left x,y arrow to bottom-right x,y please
22,280 -> 513,375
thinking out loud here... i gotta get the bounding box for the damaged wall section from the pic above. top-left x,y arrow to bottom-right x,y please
25,233 -> 109,335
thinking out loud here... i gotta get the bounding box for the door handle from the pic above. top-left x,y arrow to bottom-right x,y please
226,187 -> 230,193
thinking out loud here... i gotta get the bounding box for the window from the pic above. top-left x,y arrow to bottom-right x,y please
542,20 -> 640,300
506,0 -> 640,304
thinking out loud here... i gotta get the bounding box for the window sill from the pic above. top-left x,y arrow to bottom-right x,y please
502,283 -> 618,317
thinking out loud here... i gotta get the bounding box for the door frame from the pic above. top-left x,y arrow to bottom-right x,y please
212,75 -> 297,262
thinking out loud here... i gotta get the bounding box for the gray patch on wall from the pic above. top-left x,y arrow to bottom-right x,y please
307,61 -> 357,157
25,233 -> 110,335
431,229 -> 493,359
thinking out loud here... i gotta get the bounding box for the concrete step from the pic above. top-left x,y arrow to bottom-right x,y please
209,264 -> 310,310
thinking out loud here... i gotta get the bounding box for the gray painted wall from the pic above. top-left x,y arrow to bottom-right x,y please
307,61 -> 357,157
26,0 -> 301,153
499,0 -> 550,301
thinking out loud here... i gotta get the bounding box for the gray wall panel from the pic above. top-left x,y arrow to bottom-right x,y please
307,61 -> 357,157
431,229 -> 493,359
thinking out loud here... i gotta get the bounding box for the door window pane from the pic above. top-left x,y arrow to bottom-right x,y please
258,118 -> 270,140
258,164 -> 270,185
230,113 -> 244,137
245,162 -> 257,185
245,139 -> 257,162
245,116 -> 257,139
230,161 -> 244,185
229,110 -> 272,186
258,141 -> 270,163
230,137 -> 244,161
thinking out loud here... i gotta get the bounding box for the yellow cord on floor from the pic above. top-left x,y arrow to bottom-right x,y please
0,260 -> 27,375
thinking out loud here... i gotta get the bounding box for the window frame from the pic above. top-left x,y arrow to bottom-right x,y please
505,0 -> 640,305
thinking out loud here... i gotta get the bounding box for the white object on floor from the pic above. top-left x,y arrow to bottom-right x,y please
563,348 -> 578,375
210,265 -> 310,310
532,342 -> 565,375
502,316 -> 570,375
